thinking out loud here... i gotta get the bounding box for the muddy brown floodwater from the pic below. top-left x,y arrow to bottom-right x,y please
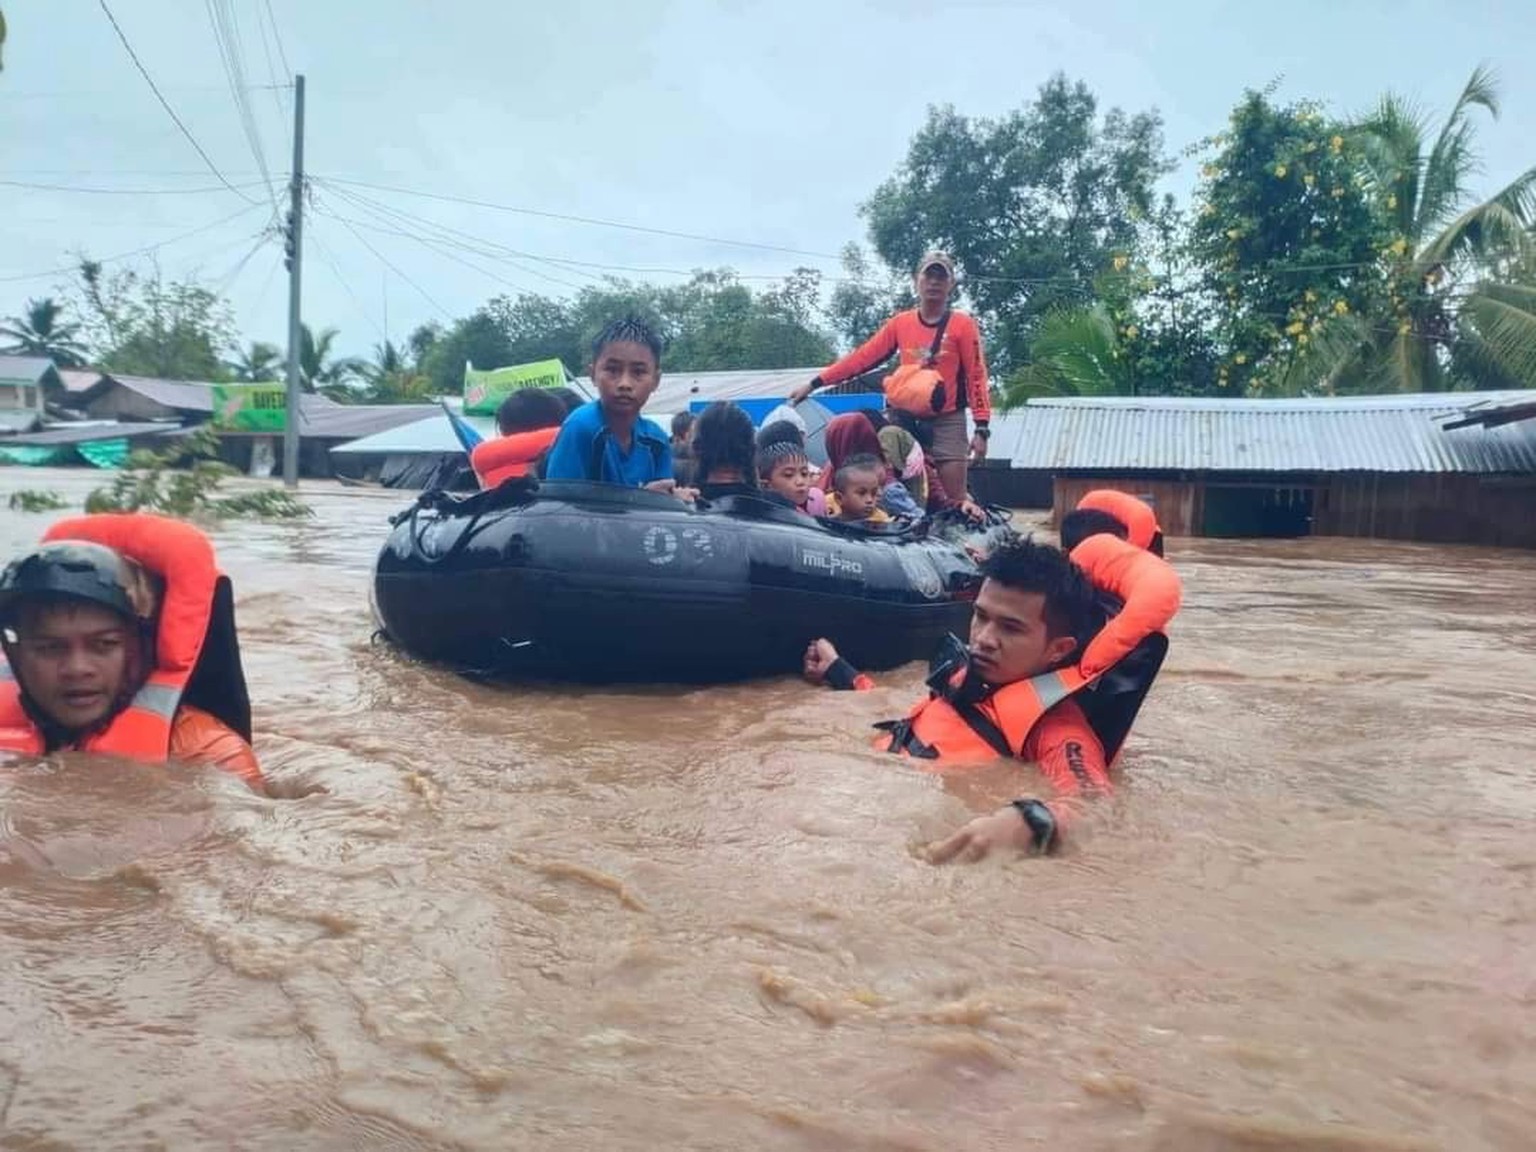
2,467 -> 1535,1151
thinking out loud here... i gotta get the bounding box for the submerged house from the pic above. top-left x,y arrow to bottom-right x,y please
989,392 -> 1536,548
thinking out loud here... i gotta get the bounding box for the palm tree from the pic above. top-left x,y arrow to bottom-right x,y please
1000,305 -> 1135,404
299,324 -> 364,394
1,297 -> 89,367
227,340 -> 283,382
360,339 -> 432,404
1295,67 -> 1536,393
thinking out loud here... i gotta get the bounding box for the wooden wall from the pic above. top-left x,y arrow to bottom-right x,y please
1314,473 -> 1536,549
1049,471 -> 1536,549
1052,476 -> 1202,537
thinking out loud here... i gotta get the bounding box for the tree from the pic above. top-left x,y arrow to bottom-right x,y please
1002,305 -> 1132,400
1314,67 -> 1536,392
827,244 -> 907,351
406,322 -> 442,369
74,259 -> 236,381
860,75 -> 1172,370
1,297 -> 89,366
298,323 -> 364,394
227,340 -> 283,382
359,339 -> 432,404
418,269 -> 839,394
1189,88 -> 1387,396
417,308 -> 521,396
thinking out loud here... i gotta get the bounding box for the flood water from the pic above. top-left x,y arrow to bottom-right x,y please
2,468 -> 1534,1151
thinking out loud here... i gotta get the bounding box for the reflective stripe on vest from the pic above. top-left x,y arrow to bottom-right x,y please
878,667 -> 1088,765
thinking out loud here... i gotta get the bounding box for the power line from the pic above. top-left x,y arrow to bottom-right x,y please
0,203 -> 266,284
316,181 -> 593,291
253,0 -> 291,130
316,203 -> 550,301
0,179 -> 274,196
264,0 -> 293,84
326,212 -> 454,321
205,0 -> 281,218
211,230 -> 276,297
94,0 -> 259,207
322,176 -> 846,261
308,226 -> 387,343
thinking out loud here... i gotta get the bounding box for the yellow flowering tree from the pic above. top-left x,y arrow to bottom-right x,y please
1190,89 -> 1386,395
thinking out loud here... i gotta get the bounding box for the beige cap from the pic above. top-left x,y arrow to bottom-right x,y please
915,250 -> 956,278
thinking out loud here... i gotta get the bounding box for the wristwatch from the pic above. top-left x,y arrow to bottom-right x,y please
973,423 -> 991,440
1011,798 -> 1057,854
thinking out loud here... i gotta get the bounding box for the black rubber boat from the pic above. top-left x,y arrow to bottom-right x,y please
372,481 -> 983,682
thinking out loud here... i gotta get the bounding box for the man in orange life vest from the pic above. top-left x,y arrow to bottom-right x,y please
805,519 -> 1179,863
0,513 -> 264,792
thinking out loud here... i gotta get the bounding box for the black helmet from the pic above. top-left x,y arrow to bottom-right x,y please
0,541 -> 161,631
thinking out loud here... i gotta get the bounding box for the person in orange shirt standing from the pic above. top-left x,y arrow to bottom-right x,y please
790,250 -> 992,504
0,513 -> 265,792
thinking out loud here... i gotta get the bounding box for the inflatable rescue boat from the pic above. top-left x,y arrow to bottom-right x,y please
372,481 -> 983,682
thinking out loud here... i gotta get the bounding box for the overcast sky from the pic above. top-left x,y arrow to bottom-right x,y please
3,0 -> 1533,362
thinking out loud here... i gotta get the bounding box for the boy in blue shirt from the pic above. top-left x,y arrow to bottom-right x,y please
543,317 -> 676,490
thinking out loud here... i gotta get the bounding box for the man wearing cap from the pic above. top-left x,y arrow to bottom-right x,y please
789,250 -> 992,503
0,513 -> 264,791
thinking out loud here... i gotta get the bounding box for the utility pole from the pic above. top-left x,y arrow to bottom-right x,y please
282,73 -> 306,487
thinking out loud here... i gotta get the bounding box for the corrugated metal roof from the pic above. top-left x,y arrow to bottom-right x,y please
0,411 -> 41,434
648,367 -> 817,413
101,374 -> 217,412
57,369 -> 106,393
89,374 -> 342,423
0,355 -> 55,386
5,422 -> 179,447
329,412 -> 497,456
994,392 -> 1536,474
295,403 -> 439,440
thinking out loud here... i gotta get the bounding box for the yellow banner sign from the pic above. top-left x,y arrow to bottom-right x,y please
463,359 -> 566,415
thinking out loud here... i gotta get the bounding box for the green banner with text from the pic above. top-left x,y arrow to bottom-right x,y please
462,359 -> 567,415
212,384 -> 287,432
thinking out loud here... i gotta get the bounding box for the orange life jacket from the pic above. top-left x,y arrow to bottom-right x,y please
876,666 -> 1089,763
1076,490 -> 1163,553
0,513 -> 223,762
877,530 -> 1180,765
470,426 -> 560,488
1069,532 -> 1181,677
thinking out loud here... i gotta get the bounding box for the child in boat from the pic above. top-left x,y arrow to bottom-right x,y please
823,411 -> 923,520
671,410 -> 699,488
693,402 -> 767,501
755,419 -> 825,515
469,388 -> 568,488
542,316 -> 676,491
826,455 -> 892,524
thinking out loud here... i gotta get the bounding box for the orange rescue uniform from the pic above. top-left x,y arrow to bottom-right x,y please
826,531 -> 1182,835
814,310 -> 992,421
0,513 -> 264,791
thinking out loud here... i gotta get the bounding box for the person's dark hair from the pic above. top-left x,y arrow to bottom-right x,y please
980,532 -> 1097,642
692,401 -> 756,482
671,410 -> 695,439
1059,508 -> 1130,553
833,453 -> 883,491
754,419 -> 807,479
495,388 -> 568,436
549,386 -> 586,415
590,314 -> 663,366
